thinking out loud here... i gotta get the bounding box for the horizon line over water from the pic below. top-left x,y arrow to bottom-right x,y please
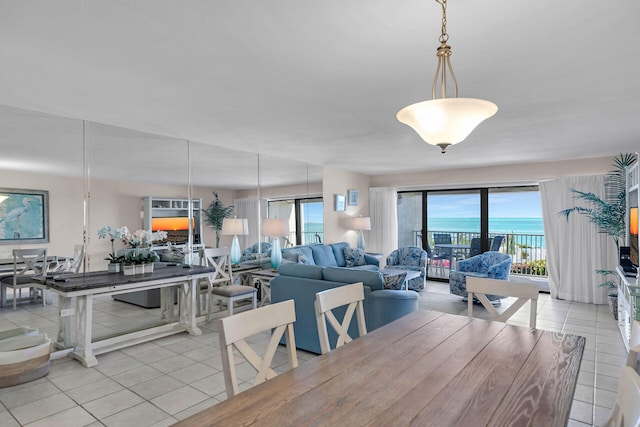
429,217 -> 544,234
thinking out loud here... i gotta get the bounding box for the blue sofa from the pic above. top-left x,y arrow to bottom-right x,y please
271,263 -> 418,354
449,251 -> 512,301
281,242 -> 380,270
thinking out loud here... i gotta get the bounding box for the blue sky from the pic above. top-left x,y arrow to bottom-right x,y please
428,191 -> 542,218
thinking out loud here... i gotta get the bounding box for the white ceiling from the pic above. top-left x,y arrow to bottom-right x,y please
1,0 -> 639,187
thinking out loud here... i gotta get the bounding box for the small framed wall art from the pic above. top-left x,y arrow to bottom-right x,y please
347,189 -> 359,206
334,194 -> 346,212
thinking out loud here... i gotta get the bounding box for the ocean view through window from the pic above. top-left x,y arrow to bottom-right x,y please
398,187 -> 545,280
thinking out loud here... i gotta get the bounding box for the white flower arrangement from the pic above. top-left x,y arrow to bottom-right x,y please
98,225 -> 127,261
121,227 -> 168,248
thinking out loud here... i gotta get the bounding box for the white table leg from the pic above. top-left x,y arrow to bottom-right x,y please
54,295 -> 73,350
73,295 -> 98,367
179,279 -> 202,336
160,287 -> 176,320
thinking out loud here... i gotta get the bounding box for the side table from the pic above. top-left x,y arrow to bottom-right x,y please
251,269 -> 279,306
231,264 -> 260,287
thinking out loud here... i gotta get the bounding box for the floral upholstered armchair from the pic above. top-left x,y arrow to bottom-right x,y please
449,251 -> 512,301
385,246 -> 427,291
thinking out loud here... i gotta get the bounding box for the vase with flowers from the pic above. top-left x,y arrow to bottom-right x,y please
98,225 -> 127,273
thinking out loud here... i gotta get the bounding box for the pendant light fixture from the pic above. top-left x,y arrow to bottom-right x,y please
397,0 -> 497,153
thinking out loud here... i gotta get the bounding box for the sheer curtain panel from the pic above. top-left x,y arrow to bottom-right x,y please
540,176 -> 615,304
369,187 -> 398,267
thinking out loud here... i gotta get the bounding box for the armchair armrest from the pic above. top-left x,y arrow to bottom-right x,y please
364,254 -> 380,267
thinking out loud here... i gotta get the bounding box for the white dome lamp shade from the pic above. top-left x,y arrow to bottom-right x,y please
397,0 -> 497,154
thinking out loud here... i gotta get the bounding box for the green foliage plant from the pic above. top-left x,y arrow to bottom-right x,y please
202,192 -> 234,248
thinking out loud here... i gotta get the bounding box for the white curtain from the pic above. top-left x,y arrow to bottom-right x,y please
234,198 -> 267,250
369,187 -> 398,267
540,176 -> 615,304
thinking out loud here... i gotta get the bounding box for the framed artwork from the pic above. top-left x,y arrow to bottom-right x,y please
334,194 -> 346,212
347,189 -> 359,206
0,188 -> 49,244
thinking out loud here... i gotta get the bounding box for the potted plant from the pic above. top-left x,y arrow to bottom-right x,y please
559,153 -> 636,318
98,225 -> 127,273
202,192 -> 233,248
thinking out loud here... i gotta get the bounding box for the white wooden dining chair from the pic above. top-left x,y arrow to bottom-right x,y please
467,277 -> 539,328
218,299 -> 298,398
627,320 -> 640,374
50,244 -> 85,273
604,366 -> 640,427
198,247 -> 234,317
0,248 -> 49,311
314,282 -> 367,354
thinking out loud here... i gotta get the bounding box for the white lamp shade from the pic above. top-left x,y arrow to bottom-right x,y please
397,98 -> 497,147
221,218 -> 248,236
350,216 -> 371,231
261,218 -> 289,237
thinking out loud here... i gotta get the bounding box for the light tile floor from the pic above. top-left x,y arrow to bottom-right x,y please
0,281 -> 627,426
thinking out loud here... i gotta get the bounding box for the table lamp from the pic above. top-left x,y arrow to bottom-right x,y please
350,216 -> 371,251
262,218 -> 289,270
221,218 -> 248,266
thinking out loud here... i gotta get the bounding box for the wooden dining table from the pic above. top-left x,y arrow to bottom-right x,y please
177,309 -> 585,427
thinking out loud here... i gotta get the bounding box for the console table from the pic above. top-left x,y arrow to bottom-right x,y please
616,266 -> 640,351
45,263 -> 213,367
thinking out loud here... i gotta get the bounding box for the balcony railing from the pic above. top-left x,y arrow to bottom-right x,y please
415,230 -> 547,278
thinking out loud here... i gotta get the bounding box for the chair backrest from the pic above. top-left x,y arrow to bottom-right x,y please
199,247 -> 233,286
605,366 -> 640,427
433,233 -> 452,244
315,282 -> 367,354
69,244 -> 85,273
467,277 -> 539,328
628,320 -> 640,374
217,299 -> 298,397
469,238 -> 482,257
12,249 -> 48,279
490,235 -> 504,252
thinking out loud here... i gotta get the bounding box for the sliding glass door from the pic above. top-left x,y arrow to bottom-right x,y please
398,186 -> 543,281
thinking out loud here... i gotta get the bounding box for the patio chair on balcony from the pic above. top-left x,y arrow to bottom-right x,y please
469,238 -> 482,257
490,235 -> 504,252
426,243 -> 450,277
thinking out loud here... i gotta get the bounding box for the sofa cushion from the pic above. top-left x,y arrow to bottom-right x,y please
282,246 -> 316,265
322,267 -> 384,291
311,245 -> 338,267
343,247 -> 366,267
278,263 -> 325,280
330,242 -> 350,267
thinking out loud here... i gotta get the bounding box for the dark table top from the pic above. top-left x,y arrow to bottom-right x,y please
43,263 -> 214,293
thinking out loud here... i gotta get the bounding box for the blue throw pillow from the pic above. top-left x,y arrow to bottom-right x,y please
343,247 -> 366,267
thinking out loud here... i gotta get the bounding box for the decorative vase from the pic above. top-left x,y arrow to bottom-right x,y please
123,264 -> 136,276
144,262 -> 154,273
108,263 -> 121,273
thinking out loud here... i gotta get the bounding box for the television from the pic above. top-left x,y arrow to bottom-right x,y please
151,216 -> 200,245
630,207 -> 639,269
